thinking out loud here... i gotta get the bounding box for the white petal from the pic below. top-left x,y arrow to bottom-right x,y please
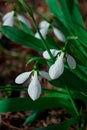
66,54 -> 76,69
3,17 -> 14,26
39,20 -> 50,29
15,71 -> 32,84
39,71 -> 51,80
2,11 -> 14,22
43,49 -> 60,59
53,27 -> 66,42
49,53 -> 64,79
28,71 -> 41,100
35,28 -> 48,39
17,15 -> 31,28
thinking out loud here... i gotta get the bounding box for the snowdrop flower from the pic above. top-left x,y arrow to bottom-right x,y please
53,27 -> 66,42
35,21 -> 50,39
2,11 -> 14,26
17,15 -> 31,28
35,20 -> 65,42
2,11 -> 31,27
15,70 -> 51,100
66,54 -> 76,69
43,49 -> 76,79
49,52 -> 64,79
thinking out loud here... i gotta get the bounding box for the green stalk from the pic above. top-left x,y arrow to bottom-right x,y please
18,0 -> 55,62
62,36 -> 78,52
65,86 -> 79,116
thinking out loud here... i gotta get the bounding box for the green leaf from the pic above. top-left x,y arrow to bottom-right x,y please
19,21 -> 34,35
27,57 -> 47,65
0,85 -> 27,92
59,0 -> 72,22
24,110 -> 44,125
50,68 -> 87,95
0,96 -> 75,116
66,0 -> 84,27
46,0 -> 66,24
71,65 -> 87,84
35,116 -> 79,130
1,26 -> 45,52
46,35 -> 58,49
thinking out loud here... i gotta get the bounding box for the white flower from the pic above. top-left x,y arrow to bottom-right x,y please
66,54 -> 76,69
43,49 -> 76,79
28,71 -> 41,100
15,70 -> 51,100
2,11 -> 31,27
43,49 -> 60,59
35,20 -> 65,42
17,15 -> 31,28
35,28 -> 48,39
53,27 -> 66,42
2,11 -> 14,26
39,21 -> 50,29
49,52 -> 64,79
35,21 -> 50,39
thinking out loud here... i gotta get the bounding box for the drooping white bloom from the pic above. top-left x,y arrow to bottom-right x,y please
39,71 -> 51,80
53,27 -> 66,42
35,21 -> 50,39
35,20 -> 65,42
15,71 -> 32,84
39,21 -> 50,29
43,49 -> 76,79
2,11 -> 14,21
2,11 -> 31,27
35,28 -> 48,39
66,54 -> 76,69
49,52 -> 64,79
15,70 -> 51,100
43,49 -> 60,60
17,15 -> 31,28
2,11 -> 14,26
28,71 -> 41,100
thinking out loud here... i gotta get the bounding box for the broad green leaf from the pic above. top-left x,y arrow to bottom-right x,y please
46,35 -> 58,49
1,26 -> 60,52
24,110 -> 44,125
50,68 -> 87,95
0,85 -> 27,92
0,96 -> 75,116
59,0 -> 72,22
66,0 -> 84,27
71,65 -> 87,84
46,0 -> 66,25
70,24 -> 87,49
1,26 -> 45,52
19,21 -> 34,35
0,85 -> 87,107
35,116 -> 79,130
27,57 -> 47,65
68,42 -> 87,66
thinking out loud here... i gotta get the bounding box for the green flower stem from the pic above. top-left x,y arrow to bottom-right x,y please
32,18 -> 54,61
65,86 -> 79,116
62,36 -> 78,52
18,0 -> 55,62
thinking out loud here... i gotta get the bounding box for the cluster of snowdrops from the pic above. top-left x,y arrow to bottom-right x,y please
1,11 -> 76,101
